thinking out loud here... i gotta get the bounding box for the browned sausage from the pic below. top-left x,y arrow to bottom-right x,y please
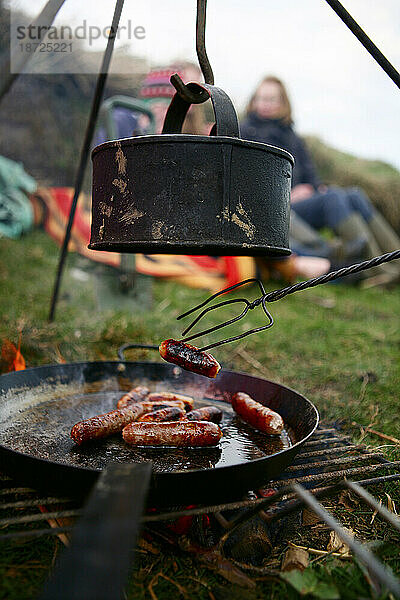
159,339 -> 221,378
71,403 -> 148,445
139,400 -> 186,412
122,421 -> 223,447
186,406 -> 223,424
231,392 -> 284,435
137,406 -> 186,422
146,392 -> 194,412
117,385 -> 150,409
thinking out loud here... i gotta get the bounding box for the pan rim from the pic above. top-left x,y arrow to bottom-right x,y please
0,360 -> 319,478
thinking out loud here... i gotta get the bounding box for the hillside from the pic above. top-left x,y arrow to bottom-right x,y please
305,136 -> 400,233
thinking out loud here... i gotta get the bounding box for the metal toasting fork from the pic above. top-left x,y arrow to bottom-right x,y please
177,250 -> 400,352
178,278 -> 274,352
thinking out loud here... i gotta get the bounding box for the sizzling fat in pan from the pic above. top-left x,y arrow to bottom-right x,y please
0,378 -> 291,473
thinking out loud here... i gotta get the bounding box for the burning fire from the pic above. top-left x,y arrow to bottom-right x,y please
1,336 -> 26,372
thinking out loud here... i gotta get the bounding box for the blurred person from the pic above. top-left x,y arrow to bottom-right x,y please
241,76 -> 400,285
139,62 -> 210,134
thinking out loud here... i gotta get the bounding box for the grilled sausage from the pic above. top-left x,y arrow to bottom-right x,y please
231,392 -> 284,435
117,385 -> 150,409
146,392 -> 194,412
71,403 -> 148,445
137,406 -> 186,422
186,406 -> 223,424
159,339 -> 221,378
122,420 -> 223,447
139,400 -> 186,412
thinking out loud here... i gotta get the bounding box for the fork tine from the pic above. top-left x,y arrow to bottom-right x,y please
174,277 -> 275,351
200,317 -> 274,351
181,298 -> 249,336
176,278 -> 261,320
181,302 -> 250,343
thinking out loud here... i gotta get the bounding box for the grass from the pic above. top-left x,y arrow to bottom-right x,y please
0,229 -> 399,599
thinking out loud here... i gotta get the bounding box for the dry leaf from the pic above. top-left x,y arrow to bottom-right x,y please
138,537 -> 159,555
337,490 -> 358,512
385,493 -> 397,515
302,508 -> 321,526
200,551 -> 256,588
281,546 -> 309,572
327,528 -> 354,556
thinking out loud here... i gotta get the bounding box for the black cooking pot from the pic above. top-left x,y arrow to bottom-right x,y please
89,82 -> 293,256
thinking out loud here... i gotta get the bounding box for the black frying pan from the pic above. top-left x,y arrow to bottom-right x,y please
0,359 -> 318,506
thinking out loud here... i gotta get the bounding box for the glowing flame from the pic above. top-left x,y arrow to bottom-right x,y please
1,335 -> 26,372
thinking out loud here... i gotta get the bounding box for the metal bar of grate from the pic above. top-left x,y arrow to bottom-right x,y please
0,527 -> 73,542
145,471 -> 400,525
299,473 -> 400,497
310,428 -> 338,434
2,472 -> 400,539
293,444 -> 372,460
293,483 -> 400,597
0,497 -> 74,510
273,460 -> 400,486
1,428 -> 399,542
0,487 -> 36,496
0,509 -> 81,528
302,436 -> 351,447
284,453 -> 384,472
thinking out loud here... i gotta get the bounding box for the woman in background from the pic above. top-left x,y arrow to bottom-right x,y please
241,76 -> 400,285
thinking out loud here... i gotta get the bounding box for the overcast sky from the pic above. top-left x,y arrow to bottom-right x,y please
10,0 -> 400,170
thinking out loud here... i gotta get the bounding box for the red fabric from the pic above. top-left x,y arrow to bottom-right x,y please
31,187 -> 256,291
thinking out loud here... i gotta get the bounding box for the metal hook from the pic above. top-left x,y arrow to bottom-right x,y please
170,73 -> 209,104
167,0 -> 214,106
196,0 -> 214,85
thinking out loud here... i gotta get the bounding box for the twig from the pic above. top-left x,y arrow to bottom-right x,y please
352,422 -> 400,445
149,572 -> 188,600
364,428 -> 400,445
357,373 -> 371,404
235,347 -> 269,376
38,505 -> 71,547
288,542 -> 352,561
184,576 -> 216,600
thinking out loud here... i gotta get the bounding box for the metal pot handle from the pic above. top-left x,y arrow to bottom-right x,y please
162,81 -> 239,138
117,343 -> 158,361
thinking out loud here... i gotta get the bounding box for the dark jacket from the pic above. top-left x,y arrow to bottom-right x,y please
240,113 -> 321,189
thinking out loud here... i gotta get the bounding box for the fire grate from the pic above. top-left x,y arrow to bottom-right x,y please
1,425 -> 400,596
